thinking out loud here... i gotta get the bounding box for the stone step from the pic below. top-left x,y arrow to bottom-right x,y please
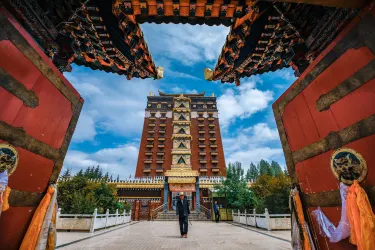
154,211 -> 211,221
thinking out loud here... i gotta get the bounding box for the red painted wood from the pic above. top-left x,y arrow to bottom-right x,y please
0,90 -> 23,125
330,78 -> 375,129
296,151 -> 340,194
0,41 -> 42,90
6,14 -> 81,99
8,146 -> 54,192
275,15 -> 362,104
0,11 -> 83,249
293,94 -> 321,147
12,74 -> 73,149
282,104 -> 307,151
301,83 -> 340,139
0,207 -> 36,250
277,6 -> 375,250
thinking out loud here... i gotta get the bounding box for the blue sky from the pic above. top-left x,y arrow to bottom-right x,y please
62,23 -> 296,179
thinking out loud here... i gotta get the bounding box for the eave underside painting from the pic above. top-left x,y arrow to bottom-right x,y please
2,0 -> 360,82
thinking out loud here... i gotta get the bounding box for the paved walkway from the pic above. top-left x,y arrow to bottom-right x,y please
57,221 -> 291,250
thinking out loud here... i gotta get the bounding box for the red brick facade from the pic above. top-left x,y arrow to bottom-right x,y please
135,93 -> 226,178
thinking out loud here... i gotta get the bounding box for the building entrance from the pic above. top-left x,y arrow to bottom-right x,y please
171,192 -> 192,211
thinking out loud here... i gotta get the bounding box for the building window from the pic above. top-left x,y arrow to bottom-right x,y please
201,172 -> 206,176
144,173 -> 150,177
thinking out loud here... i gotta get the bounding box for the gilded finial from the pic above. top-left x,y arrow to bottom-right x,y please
211,92 -> 215,97
149,92 -> 153,96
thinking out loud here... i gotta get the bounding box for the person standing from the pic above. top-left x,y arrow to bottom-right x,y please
176,192 -> 190,238
213,200 -> 220,223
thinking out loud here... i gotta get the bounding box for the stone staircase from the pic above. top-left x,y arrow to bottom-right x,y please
154,211 -> 211,221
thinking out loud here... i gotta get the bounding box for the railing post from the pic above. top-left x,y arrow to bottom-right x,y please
129,210 -> 132,222
245,209 -> 247,226
253,208 -> 257,228
57,208 -> 61,220
105,209 -> 109,229
265,208 -> 271,231
115,209 -> 119,226
90,208 -> 97,233
232,209 -> 234,222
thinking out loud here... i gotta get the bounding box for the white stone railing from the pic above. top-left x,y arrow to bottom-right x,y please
56,208 -> 132,233
232,209 -> 291,231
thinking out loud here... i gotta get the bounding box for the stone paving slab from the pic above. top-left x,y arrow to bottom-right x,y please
57,221 -> 291,250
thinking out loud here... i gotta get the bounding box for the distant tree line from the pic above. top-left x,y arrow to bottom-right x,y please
58,166 -> 130,214
216,160 -> 290,214
61,166 -> 120,182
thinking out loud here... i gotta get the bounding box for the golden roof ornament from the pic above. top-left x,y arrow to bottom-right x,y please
156,66 -> 164,79
204,68 -> 213,81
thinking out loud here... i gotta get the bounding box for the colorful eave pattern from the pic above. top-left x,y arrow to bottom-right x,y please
115,0 -> 257,26
5,0 -> 357,81
207,3 -> 357,84
4,0 -> 161,80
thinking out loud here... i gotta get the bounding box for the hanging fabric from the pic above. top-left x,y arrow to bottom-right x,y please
291,198 -> 303,250
291,188 -> 315,250
20,185 -> 56,250
346,180 -> 375,250
35,185 -> 58,250
312,183 -> 350,242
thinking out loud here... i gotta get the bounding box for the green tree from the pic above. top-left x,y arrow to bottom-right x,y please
216,162 -> 253,210
61,168 -> 71,179
258,160 -> 273,176
271,161 -> 282,176
77,169 -> 84,177
84,167 -> 91,177
250,173 -> 291,213
246,162 -> 259,181
58,166 -> 121,214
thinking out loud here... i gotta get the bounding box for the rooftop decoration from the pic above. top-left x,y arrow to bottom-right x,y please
4,0 -> 358,82
206,2 -> 357,84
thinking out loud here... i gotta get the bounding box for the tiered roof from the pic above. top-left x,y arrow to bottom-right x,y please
205,2 -> 358,84
4,0 -> 360,82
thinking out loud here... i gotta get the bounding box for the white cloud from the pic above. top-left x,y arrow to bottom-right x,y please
222,123 -> 285,171
72,112 -> 97,142
64,69 -> 161,142
141,24 -> 229,66
63,143 -> 139,179
171,86 -> 198,94
223,123 -> 280,153
270,68 -> 297,81
217,78 -> 273,128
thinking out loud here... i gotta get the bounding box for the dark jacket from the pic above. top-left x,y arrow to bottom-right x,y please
213,204 -> 219,213
176,199 -> 190,217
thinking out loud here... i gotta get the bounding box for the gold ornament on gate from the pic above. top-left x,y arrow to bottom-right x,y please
0,144 -> 19,176
330,148 -> 367,185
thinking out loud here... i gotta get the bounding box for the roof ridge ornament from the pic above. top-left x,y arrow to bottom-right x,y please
204,68 -> 213,81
